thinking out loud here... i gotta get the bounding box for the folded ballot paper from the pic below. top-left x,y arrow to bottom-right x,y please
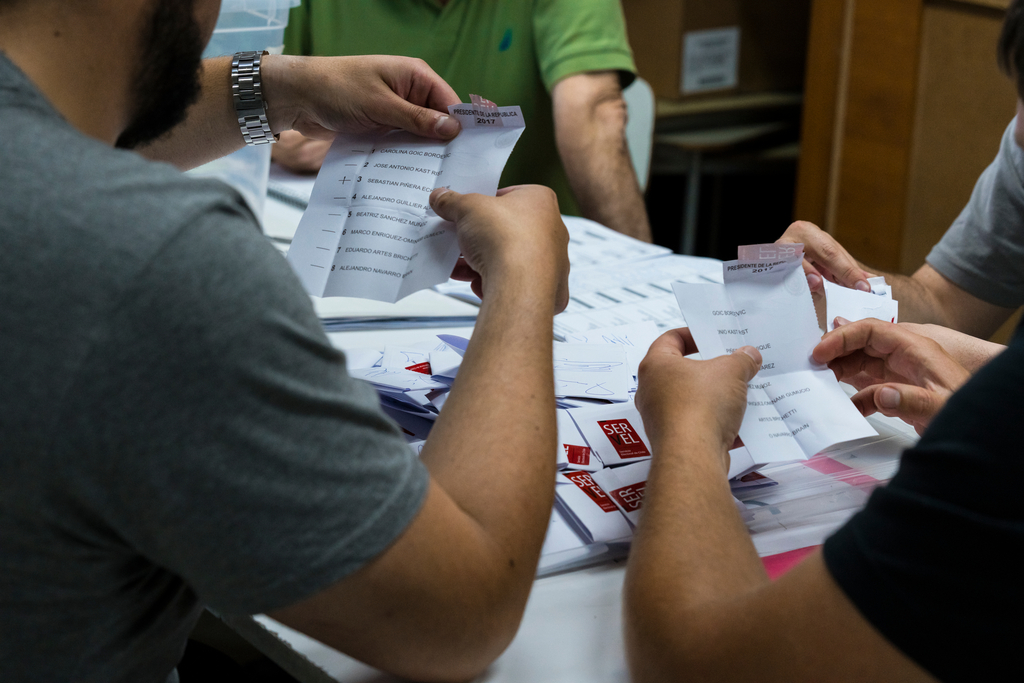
568,403 -> 652,466
673,244 -> 877,466
592,460 -> 650,526
823,276 -> 899,332
553,343 -> 632,403
287,96 -> 524,303
556,409 -> 602,472
555,471 -> 634,544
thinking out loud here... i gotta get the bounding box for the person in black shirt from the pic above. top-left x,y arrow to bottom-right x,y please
623,5 -> 1024,672
626,313 -> 1020,682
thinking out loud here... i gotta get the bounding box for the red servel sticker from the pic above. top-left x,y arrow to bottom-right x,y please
406,362 -> 432,375
564,444 -> 591,466
609,482 -> 647,512
597,419 -> 650,459
564,471 -> 617,512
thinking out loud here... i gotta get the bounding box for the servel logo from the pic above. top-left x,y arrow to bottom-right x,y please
405,362 -> 432,375
564,444 -> 591,466
609,483 -> 647,512
597,419 -> 650,459
564,471 -> 617,512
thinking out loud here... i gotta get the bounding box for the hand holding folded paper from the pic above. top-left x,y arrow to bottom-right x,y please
672,243 -> 879,466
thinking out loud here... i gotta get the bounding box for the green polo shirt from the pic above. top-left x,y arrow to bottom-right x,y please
284,0 -> 636,216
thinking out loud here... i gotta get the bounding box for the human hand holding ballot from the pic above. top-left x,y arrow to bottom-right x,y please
430,185 -> 570,312
671,244 -> 878,466
287,96 -> 526,303
635,328 -> 762,473
267,55 -> 463,145
813,318 -> 971,434
776,219 -> 874,294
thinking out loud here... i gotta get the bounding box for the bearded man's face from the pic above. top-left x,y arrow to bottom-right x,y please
116,0 -> 218,149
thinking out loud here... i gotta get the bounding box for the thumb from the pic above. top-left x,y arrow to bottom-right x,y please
380,95 -> 461,140
729,346 -> 762,382
801,259 -> 825,293
863,384 -> 947,426
429,187 -> 466,222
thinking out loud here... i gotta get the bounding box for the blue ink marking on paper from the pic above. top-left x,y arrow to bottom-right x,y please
437,334 -> 470,352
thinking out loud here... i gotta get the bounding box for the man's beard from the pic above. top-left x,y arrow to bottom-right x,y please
115,0 -> 206,150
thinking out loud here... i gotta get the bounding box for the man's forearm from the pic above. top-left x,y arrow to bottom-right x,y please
553,73 -> 653,242
136,55 -> 306,170
139,54 -> 463,172
857,261 -> 1015,337
625,427 -> 768,681
419,264 -> 558,582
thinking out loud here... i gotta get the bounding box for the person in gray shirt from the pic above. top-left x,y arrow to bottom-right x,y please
0,1 -> 569,682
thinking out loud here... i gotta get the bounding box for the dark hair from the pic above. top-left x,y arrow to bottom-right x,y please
998,0 -> 1024,98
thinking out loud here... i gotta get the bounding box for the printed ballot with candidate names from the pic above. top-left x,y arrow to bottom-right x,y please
288,97 -> 524,303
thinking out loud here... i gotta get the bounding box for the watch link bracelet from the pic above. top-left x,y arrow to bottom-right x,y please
231,51 -> 277,146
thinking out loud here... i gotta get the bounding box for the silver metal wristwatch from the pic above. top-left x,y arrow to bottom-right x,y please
231,51 -> 277,146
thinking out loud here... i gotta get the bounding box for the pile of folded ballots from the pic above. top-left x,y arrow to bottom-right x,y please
343,325 -> 778,562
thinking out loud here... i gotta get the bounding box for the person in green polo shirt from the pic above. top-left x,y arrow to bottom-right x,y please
276,0 -> 653,242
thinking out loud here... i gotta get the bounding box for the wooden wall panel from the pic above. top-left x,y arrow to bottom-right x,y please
794,0 -> 848,228
830,0 -> 924,272
901,2 -> 1016,272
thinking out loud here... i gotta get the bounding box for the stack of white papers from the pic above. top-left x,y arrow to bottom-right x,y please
311,289 -> 479,332
553,343 -> 631,402
434,216 -> 674,306
336,237 -> 913,576
341,337 -> 464,444
287,100 -> 525,303
553,253 -> 723,339
563,321 -> 661,377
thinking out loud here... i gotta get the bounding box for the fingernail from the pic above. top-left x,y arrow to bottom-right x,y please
834,316 -> 851,327
854,280 -> 871,292
435,115 -> 459,137
878,387 -> 900,409
806,273 -> 822,289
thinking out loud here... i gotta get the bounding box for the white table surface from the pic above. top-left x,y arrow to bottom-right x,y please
252,561 -> 631,683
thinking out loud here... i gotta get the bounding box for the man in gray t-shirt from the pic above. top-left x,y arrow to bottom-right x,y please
924,116 -> 1024,311
0,2 -> 569,682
